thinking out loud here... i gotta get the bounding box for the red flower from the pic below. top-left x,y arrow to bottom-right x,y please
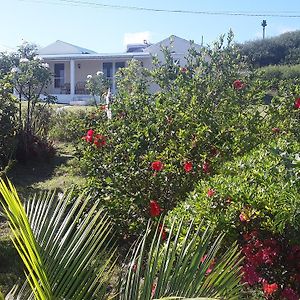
150,200 -> 161,217
202,161 -> 211,174
272,127 -> 280,134
184,161 -> 193,173
83,129 -> 94,142
151,160 -> 164,172
281,287 -> 299,300
294,97 -> 300,109
262,281 -> 278,295
233,79 -> 246,90
99,105 -> 107,111
87,129 -> 94,136
241,264 -> 261,286
158,224 -> 167,241
207,189 -> 215,197
93,134 -> 106,148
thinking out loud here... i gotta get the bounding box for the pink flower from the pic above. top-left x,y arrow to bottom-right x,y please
184,161 -> 193,173
200,255 -> 215,275
262,281 -> 278,295
281,287 -> 299,300
294,97 -> 300,109
151,161 -> 164,172
233,79 -> 246,90
207,189 -> 215,197
151,283 -> 156,298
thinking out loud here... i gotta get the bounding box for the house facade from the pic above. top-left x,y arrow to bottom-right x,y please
38,36 -> 201,104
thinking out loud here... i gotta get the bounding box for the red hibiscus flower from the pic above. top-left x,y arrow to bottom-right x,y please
93,134 -> 106,148
207,189 -> 215,197
83,129 -> 94,142
294,97 -> 300,109
281,287 -> 299,300
184,161 -> 193,173
262,281 -> 278,295
150,200 -> 161,217
233,79 -> 246,90
202,161 -> 211,174
151,160 -> 164,172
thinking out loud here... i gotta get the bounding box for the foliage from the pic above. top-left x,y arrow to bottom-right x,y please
0,179 -> 243,300
119,220 -> 243,300
168,135 -> 300,298
48,107 -> 100,143
256,64 -> 300,83
77,32 -> 277,236
238,30 -> 300,67
86,71 -> 110,105
0,178 -> 116,299
0,81 -> 17,172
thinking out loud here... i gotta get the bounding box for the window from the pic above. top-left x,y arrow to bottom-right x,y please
54,63 -> 65,88
103,62 -> 113,79
115,62 -> 125,73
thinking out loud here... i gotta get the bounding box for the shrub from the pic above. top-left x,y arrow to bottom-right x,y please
0,81 -> 17,172
76,33 -> 281,236
257,64 -> 300,81
168,135 -> 300,298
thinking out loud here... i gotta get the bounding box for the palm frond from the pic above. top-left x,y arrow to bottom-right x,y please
119,219 -> 243,300
0,178 -> 117,300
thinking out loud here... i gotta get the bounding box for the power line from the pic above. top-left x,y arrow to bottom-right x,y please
17,0 -> 300,18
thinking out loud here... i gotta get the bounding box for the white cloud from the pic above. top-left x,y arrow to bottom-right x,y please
123,31 -> 152,46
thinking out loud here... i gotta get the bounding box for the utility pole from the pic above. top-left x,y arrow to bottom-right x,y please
261,20 -> 267,39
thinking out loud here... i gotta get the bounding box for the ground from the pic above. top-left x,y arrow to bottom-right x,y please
0,141 -> 86,294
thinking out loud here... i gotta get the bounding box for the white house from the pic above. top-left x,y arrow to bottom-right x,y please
38,35 -> 201,104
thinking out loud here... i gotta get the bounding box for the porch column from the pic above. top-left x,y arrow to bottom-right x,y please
70,59 -> 75,95
112,61 -> 116,93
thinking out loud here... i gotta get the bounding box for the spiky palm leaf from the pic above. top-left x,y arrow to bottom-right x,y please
119,219 -> 243,300
0,178 -> 116,300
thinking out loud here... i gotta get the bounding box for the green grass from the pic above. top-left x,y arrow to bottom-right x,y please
0,141 -> 86,294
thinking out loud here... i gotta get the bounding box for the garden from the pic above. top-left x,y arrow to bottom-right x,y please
0,31 -> 299,299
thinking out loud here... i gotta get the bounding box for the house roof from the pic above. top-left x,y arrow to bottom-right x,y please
145,35 -> 202,54
39,52 -> 151,61
38,40 -> 97,55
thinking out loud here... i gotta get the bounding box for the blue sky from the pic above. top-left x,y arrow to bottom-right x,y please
1,0 -> 300,53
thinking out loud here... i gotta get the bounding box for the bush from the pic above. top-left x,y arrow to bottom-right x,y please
257,64 -> 300,81
76,33 -> 285,236
168,135 -> 300,298
239,30 -> 300,67
49,107 -> 101,143
0,82 -> 17,172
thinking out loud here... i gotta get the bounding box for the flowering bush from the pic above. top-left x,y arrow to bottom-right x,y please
76,32 -> 289,237
168,134 -> 300,298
